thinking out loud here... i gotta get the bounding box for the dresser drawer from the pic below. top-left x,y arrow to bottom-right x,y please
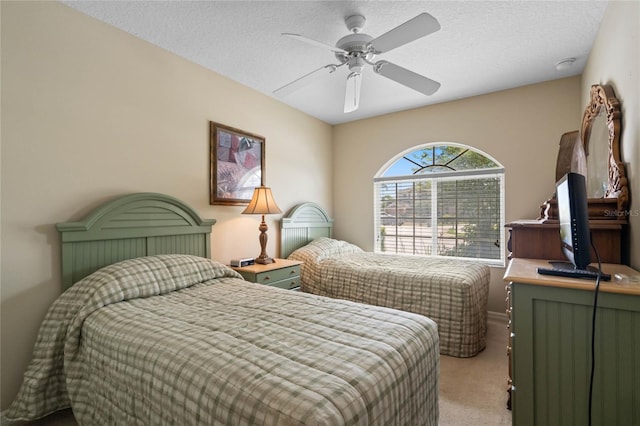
254,265 -> 300,285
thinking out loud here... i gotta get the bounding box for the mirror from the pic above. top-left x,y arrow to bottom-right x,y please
541,84 -> 628,221
581,84 -> 628,210
585,108 -> 610,197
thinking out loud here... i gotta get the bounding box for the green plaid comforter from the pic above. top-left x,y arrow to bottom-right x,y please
289,238 -> 490,358
6,255 -> 439,425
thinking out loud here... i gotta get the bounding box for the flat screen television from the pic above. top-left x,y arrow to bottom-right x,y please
537,172 -> 610,280
556,172 -> 592,269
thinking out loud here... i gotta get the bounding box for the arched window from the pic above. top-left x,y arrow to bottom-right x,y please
374,143 -> 505,265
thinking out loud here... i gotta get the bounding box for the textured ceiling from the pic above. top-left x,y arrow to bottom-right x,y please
62,1 -> 609,125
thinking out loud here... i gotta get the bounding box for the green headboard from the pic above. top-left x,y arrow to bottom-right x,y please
56,193 -> 215,289
280,202 -> 333,258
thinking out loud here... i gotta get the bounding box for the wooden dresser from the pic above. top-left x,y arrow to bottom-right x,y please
505,219 -> 626,264
504,258 -> 640,426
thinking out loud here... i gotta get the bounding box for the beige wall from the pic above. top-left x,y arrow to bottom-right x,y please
0,1 -> 332,408
332,77 -> 583,313
582,0 -> 639,270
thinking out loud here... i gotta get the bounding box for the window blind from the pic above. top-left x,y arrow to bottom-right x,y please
374,172 -> 504,264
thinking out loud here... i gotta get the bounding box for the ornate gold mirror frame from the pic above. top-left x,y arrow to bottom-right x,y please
581,84 -> 628,214
541,84 -> 628,221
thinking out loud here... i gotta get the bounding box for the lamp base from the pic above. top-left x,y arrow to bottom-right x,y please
255,256 -> 275,265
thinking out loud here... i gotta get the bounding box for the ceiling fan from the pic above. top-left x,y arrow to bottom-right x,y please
274,13 -> 441,113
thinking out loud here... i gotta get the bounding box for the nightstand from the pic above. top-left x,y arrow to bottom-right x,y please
231,258 -> 302,290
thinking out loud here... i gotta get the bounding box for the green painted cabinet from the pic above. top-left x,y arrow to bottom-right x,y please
504,259 -> 640,426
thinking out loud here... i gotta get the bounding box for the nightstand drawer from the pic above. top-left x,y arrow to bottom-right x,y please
268,277 -> 300,290
254,265 -> 300,285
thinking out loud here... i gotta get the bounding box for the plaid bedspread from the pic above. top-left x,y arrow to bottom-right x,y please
289,238 -> 490,357
6,255 -> 439,425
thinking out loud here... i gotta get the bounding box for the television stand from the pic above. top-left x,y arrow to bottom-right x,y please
504,258 -> 640,425
537,261 -> 611,281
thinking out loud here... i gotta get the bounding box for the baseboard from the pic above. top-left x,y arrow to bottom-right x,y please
487,310 -> 508,323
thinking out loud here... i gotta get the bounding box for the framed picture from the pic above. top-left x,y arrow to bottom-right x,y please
210,122 -> 265,205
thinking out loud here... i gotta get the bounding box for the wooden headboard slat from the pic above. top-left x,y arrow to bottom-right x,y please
57,193 -> 215,290
280,202 -> 333,259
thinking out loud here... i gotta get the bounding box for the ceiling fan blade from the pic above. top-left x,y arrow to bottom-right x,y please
368,13 -> 440,54
282,33 -> 347,54
273,64 -> 339,96
374,60 -> 440,96
344,72 -> 362,113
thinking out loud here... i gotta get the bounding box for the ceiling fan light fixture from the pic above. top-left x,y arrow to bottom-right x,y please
348,56 -> 365,73
344,72 -> 362,113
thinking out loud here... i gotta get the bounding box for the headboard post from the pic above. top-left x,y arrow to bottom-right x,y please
56,193 -> 215,289
280,202 -> 333,258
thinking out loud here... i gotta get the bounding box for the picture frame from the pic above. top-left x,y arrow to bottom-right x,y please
210,122 -> 265,205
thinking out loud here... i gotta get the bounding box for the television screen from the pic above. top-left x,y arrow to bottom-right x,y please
556,172 -> 591,270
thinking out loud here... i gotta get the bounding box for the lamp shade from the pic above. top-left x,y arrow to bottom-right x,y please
242,186 -> 282,215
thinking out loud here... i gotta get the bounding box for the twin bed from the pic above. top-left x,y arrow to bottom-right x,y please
6,193 -> 440,425
281,202 -> 491,358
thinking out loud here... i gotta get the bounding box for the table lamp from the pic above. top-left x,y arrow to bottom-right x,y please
242,186 -> 282,264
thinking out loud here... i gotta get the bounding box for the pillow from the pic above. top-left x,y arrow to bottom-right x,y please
288,237 -> 363,265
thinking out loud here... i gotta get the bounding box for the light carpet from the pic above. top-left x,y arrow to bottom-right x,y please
439,314 -> 512,425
